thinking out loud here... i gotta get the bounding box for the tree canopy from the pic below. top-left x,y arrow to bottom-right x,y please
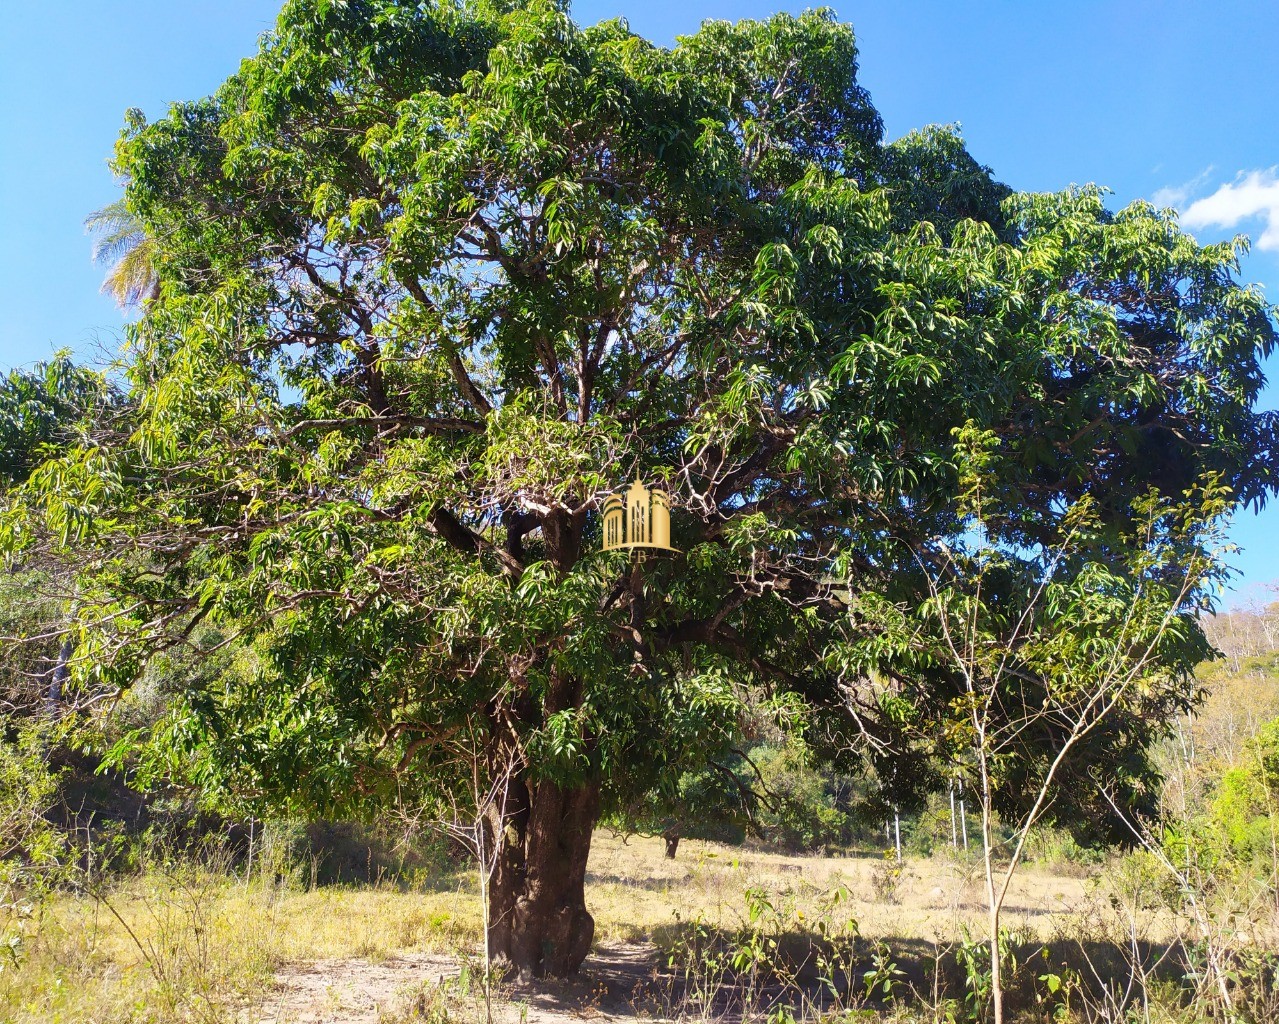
3,0 -> 1277,977
0,353 -> 111,487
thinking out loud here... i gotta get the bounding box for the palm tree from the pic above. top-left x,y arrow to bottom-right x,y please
85,199 -> 159,307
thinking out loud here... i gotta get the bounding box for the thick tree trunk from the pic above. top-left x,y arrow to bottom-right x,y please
482,528 -> 599,981
487,776 -> 600,978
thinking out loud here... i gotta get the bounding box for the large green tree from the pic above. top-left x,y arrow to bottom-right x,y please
3,0 -> 1277,977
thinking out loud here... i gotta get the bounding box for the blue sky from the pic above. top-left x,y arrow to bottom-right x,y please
1,1 -> 1276,603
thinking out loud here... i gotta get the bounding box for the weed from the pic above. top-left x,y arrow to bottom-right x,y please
871,851 -> 909,905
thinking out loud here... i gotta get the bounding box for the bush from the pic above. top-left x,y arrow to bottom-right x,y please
1201,717 -> 1279,866
750,741 -> 852,853
0,722 -> 67,965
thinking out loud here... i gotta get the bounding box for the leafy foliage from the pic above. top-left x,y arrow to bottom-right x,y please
1203,717 -> 1279,861
0,353 -> 111,487
2,0 -> 1277,973
828,427 -> 1232,840
0,722 -> 66,967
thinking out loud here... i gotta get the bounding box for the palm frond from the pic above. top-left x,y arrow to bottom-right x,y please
85,199 -> 159,308
102,237 -> 160,307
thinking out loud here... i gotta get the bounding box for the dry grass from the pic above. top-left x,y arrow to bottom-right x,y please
587,833 -> 1092,946
0,832 -> 1172,1023
2,869 -> 484,1023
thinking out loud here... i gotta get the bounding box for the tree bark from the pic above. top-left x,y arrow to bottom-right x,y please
487,775 -> 600,978
483,510 -> 600,980
44,636 -> 72,715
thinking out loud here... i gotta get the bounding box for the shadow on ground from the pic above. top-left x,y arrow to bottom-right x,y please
488,932 -> 1185,1023
256,929 -> 1210,1024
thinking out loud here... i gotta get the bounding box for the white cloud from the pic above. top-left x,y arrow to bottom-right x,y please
1151,166 -> 1214,210
1180,168 -> 1279,252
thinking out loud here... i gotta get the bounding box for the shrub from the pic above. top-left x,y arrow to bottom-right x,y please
749,741 -> 851,853
0,722 -> 67,965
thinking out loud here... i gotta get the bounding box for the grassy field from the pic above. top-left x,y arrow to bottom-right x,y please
1,831 -> 1174,1024
589,834 -> 1094,944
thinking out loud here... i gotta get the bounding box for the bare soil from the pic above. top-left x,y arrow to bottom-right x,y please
254,952 -> 458,1024
253,944 -> 662,1024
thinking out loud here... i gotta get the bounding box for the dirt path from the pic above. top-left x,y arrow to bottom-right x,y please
253,952 -> 458,1024
253,945 -> 661,1024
